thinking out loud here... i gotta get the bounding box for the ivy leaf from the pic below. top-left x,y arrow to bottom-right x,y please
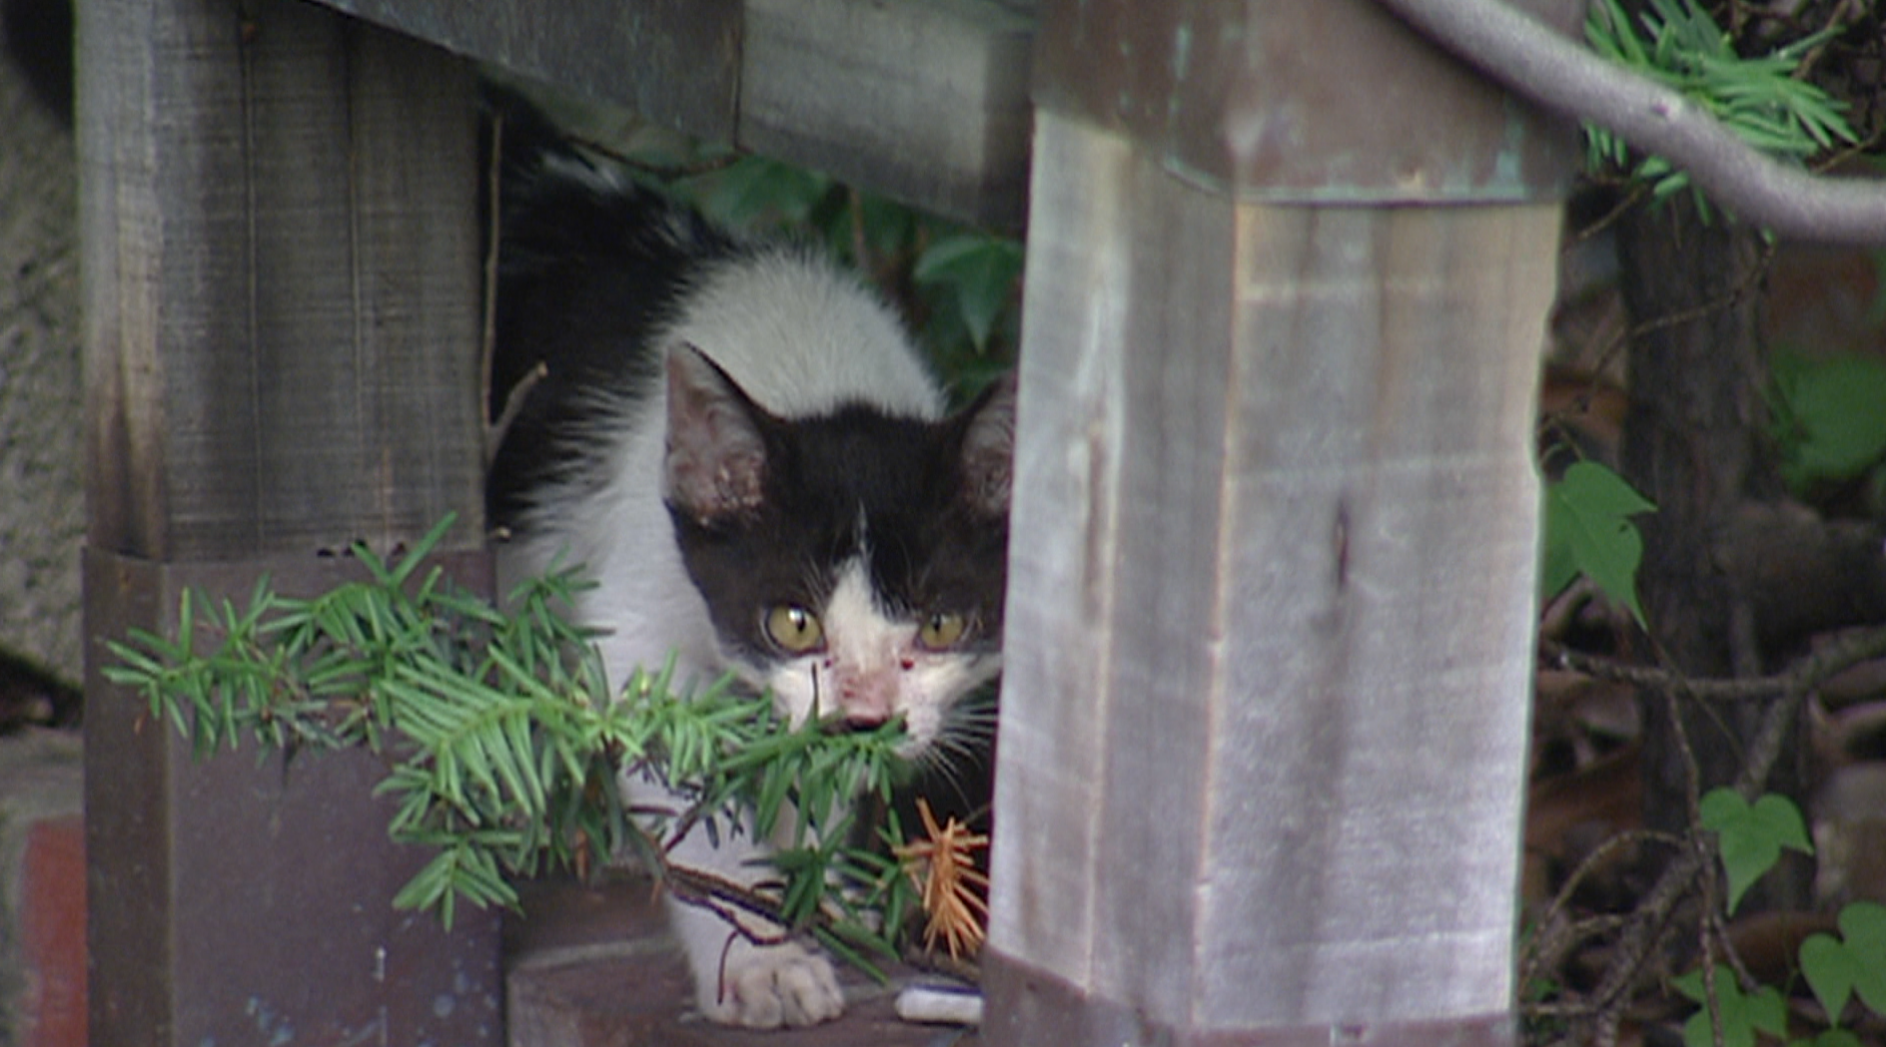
914,234 -> 1023,351
1540,461 -> 1656,625
1801,902 -> 1886,1023
1673,970 -> 1787,1047
1801,931 -> 1855,1024
1771,352 -> 1886,490
694,156 -> 832,230
1794,1031 -> 1865,1047
1699,788 -> 1814,915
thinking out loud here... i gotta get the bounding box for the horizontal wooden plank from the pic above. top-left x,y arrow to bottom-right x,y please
740,0 -> 1034,229
304,0 -> 1035,229
1033,0 -> 1582,203
317,0 -> 742,143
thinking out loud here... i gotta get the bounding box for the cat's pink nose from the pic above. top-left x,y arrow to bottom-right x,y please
839,672 -> 896,726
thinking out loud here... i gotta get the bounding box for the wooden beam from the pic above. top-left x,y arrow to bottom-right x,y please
314,0 -> 743,144
305,0 -> 1034,229
984,0 -> 1574,1038
77,0 -> 495,1041
985,98 -> 1556,1047
82,0 -> 485,561
738,0 -> 1033,228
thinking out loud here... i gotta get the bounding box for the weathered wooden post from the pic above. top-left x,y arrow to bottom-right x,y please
984,0 -> 1580,1042
78,0 -> 497,1041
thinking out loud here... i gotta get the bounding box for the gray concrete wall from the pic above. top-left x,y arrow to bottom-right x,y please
0,7 -> 83,687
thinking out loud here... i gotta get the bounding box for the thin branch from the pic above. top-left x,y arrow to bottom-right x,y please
481,111 -> 504,464
1519,827 -> 1685,991
1539,624 -> 1886,704
1370,0 -> 1886,244
1528,626 -> 1886,1037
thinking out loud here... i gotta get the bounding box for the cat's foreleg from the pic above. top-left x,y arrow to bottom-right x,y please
637,778 -> 846,1028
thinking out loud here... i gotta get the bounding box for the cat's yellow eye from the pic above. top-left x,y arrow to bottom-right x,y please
917,611 -> 968,650
764,604 -> 825,653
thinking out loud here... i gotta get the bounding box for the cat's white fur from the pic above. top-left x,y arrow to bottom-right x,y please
501,247 -> 977,1028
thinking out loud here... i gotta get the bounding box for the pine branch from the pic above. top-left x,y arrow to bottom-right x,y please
1372,0 -> 1886,243
100,516 -> 929,963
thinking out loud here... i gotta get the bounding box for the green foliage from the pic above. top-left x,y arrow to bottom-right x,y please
1799,902 -> 1886,1025
1795,1031 -> 1865,1047
1769,349 -> 1886,497
1584,0 -> 1857,205
1676,792 -> 1886,1045
654,153 -> 1021,400
1672,969 -> 1788,1047
102,516 -> 918,960
913,234 -> 1025,355
1540,461 -> 1656,626
1697,787 -> 1813,915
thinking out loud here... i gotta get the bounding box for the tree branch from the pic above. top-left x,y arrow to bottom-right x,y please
1370,0 -> 1886,244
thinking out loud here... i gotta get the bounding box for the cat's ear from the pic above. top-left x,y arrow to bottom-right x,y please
955,371 -> 1016,517
663,344 -> 770,524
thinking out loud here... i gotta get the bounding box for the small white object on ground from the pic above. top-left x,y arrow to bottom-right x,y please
894,984 -> 984,1026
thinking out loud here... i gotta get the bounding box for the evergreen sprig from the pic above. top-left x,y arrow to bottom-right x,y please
1585,0 -> 1857,206
102,516 -> 918,964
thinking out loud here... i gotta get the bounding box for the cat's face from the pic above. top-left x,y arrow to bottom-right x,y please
662,346 -> 1012,756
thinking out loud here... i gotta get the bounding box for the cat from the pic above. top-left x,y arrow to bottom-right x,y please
486,107 -> 1014,1029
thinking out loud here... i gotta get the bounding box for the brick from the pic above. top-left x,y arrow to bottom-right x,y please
0,729 -> 83,1047
20,816 -> 83,1047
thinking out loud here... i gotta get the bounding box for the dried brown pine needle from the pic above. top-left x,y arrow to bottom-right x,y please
894,797 -> 990,960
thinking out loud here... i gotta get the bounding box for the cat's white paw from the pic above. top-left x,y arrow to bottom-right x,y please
698,938 -> 845,1028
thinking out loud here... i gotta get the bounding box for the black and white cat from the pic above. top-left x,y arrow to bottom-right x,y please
487,115 -> 1013,1028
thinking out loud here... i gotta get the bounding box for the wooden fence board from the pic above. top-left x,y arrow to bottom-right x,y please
78,0 -> 494,1042
81,0 -> 483,561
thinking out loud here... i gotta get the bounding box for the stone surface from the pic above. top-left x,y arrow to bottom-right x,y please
505,874 -> 978,1047
0,10 -> 84,686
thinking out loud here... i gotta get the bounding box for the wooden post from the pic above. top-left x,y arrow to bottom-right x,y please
984,0 -> 1580,1042
77,0 -> 494,1042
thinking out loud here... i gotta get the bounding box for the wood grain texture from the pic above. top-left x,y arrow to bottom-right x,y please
83,548 -> 502,1047
988,111 -> 1556,1030
320,0 -> 742,143
740,0 -> 1033,229
80,0 -> 482,562
300,0 -> 1033,229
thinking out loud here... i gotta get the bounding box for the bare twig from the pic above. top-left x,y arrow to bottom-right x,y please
1538,624 -> 1886,705
481,112 -> 504,464
1527,626 -> 1886,1038
1520,828 -> 1685,989
487,361 -> 547,464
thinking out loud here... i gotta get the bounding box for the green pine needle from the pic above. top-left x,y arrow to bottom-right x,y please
104,514 -> 925,955
1584,0 -> 1857,211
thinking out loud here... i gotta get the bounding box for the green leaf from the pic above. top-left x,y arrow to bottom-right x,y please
1673,970 -> 1788,1047
1801,931 -> 1855,1023
693,156 -> 832,230
1540,461 -> 1656,624
1801,901 -> 1886,1023
1699,788 -> 1813,914
914,234 -> 1023,351
1795,1031 -> 1865,1047
1772,353 -> 1886,489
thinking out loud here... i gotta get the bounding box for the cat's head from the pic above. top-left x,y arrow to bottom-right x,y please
661,345 -> 1013,758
